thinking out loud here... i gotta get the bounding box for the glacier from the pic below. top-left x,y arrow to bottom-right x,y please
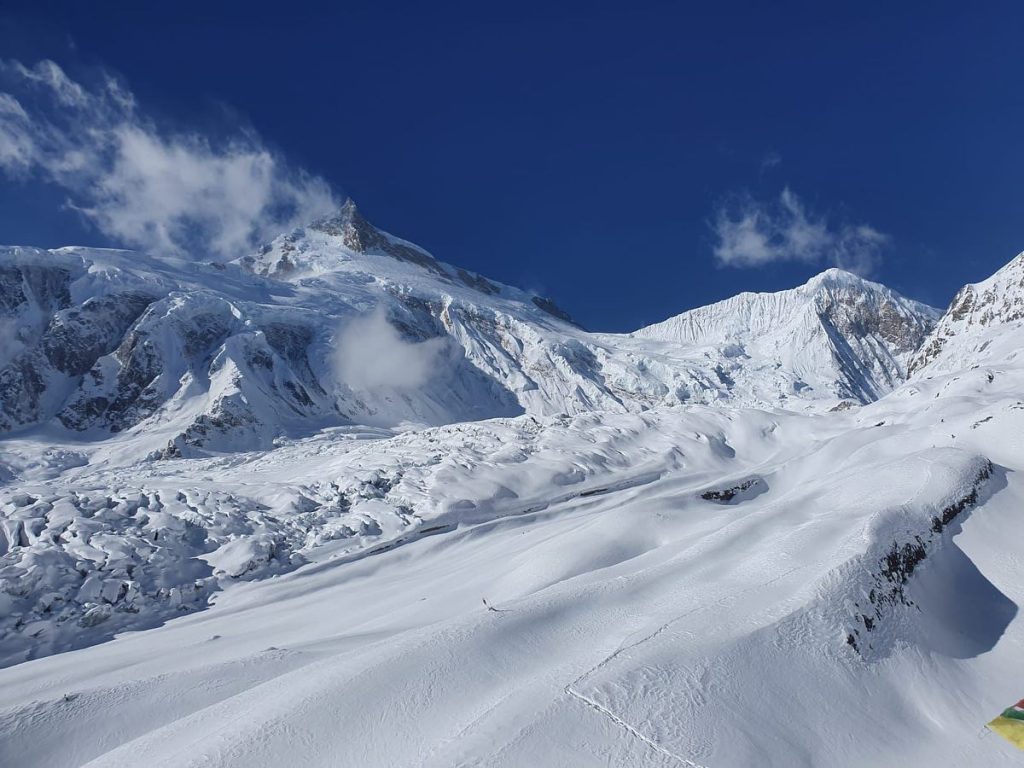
1,203 -> 1023,767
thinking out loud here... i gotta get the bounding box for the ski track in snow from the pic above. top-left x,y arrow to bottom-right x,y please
564,685 -> 708,768
562,562 -> 809,768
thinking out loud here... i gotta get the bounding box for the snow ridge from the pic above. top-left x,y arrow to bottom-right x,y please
910,251 -> 1024,373
0,206 -> 942,458
634,268 -> 939,403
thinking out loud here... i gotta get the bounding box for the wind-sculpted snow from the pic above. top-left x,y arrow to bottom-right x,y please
566,446 -> 1001,754
842,454 -> 993,659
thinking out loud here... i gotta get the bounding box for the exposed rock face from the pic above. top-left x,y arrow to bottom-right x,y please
310,199 -> 450,277
700,476 -> 765,503
531,295 -> 577,325
844,460 -> 993,657
910,252 -> 1024,373
0,252 -> 159,432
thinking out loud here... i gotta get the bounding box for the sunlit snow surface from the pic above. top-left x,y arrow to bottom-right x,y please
0,355 -> 1022,766
1,240 -> 1023,766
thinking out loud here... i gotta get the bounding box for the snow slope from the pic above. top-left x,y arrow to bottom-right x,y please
1,352 -> 1022,767
0,212 -> 1022,766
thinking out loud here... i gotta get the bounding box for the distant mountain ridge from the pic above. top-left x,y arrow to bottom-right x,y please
0,202 -> 1005,456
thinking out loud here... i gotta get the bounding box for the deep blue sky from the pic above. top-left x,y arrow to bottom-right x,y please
1,1 -> 1023,330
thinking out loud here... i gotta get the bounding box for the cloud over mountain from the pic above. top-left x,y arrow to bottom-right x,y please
0,59 -> 338,260
711,187 -> 889,275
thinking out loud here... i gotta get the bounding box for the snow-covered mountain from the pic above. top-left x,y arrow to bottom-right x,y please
634,268 -> 939,404
910,251 -> 1024,374
0,201 -> 939,460
0,207 -> 549,450
2,206 -> 1024,768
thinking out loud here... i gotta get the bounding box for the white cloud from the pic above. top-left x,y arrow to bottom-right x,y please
8,60 -> 88,107
0,59 -> 338,261
0,94 -> 35,173
333,307 -> 450,393
710,187 -> 889,276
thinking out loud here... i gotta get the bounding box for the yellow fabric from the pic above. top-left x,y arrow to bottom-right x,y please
988,716 -> 1024,749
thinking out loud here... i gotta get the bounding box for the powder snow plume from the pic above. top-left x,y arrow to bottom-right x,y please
333,306 -> 451,393
0,59 -> 338,261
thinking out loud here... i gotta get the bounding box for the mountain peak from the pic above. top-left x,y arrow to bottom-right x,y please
238,197 -> 452,282
634,269 -> 939,403
232,200 -> 578,324
803,267 -> 884,294
909,250 -> 1024,373
809,266 -> 862,282
309,198 -> 438,266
